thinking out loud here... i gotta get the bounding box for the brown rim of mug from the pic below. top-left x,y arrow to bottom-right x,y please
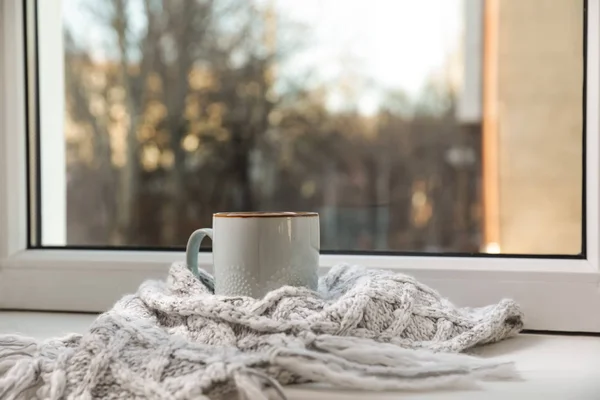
213,211 -> 318,218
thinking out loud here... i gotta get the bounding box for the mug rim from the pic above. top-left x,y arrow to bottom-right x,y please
213,211 -> 318,218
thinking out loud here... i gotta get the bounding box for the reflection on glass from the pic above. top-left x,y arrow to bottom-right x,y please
49,0 -> 582,254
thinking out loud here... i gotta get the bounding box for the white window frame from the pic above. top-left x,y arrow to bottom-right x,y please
1,0 -> 599,332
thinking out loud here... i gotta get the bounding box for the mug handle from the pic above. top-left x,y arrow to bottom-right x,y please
186,228 -> 213,277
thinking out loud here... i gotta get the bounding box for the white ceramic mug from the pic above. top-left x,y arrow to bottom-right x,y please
186,212 -> 320,297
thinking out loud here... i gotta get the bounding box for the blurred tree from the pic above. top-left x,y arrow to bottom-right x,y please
63,0 -> 482,252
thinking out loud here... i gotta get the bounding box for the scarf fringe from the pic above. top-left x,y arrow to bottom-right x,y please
0,336 -> 41,400
270,335 -> 518,392
0,333 -> 519,399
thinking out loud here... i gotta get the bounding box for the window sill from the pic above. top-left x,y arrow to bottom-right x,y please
1,312 -> 599,399
3,250 -> 600,332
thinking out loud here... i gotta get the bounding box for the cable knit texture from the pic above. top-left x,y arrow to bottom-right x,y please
0,263 -> 524,399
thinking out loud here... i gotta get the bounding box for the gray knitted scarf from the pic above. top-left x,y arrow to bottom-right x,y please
0,263 -> 524,399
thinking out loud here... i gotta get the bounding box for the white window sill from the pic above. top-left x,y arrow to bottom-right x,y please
1,311 -> 599,400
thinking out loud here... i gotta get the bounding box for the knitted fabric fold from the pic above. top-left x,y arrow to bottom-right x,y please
0,263 -> 524,399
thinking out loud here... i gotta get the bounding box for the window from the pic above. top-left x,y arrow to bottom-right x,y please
1,0 -> 599,333
37,0 -> 584,255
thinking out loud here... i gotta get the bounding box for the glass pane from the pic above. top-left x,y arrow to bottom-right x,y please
35,0 -> 584,254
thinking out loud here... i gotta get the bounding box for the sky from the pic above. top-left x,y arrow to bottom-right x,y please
60,0 -> 464,113
275,0 -> 462,93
